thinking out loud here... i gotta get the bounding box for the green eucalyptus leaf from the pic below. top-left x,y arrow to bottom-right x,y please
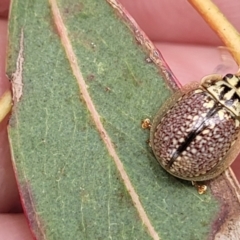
7,0 -> 239,239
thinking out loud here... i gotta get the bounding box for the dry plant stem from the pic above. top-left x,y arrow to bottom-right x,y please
0,90 -> 12,123
188,0 -> 240,67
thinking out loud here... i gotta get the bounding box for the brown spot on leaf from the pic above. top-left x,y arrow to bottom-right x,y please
145,57 -> 152,63
209,171 -> 240,239
63,3 -> 84,16
86,74 -> 95,81
105,87 -> 111,92
20,181 -> 46,240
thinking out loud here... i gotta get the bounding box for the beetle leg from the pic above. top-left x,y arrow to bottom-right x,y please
192,181 -> 207,194
141,118 -> 152,129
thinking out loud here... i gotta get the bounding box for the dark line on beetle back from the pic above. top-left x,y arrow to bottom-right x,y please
224,74 -> 240,89
235,78 -> 240,89
231,92 -> 240,102
219,85 -> 232,100
167,102 -> 221,168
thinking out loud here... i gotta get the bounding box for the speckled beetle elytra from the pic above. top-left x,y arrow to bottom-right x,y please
150,73 -> 240,182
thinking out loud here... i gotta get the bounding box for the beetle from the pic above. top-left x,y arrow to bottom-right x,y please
149,73 -> 240,183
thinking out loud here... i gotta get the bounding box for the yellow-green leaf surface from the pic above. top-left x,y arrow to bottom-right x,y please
7,0 -> 230,239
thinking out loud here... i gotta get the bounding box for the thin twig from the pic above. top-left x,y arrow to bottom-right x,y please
188,0 -> 240,67
0,91 -> 12,123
